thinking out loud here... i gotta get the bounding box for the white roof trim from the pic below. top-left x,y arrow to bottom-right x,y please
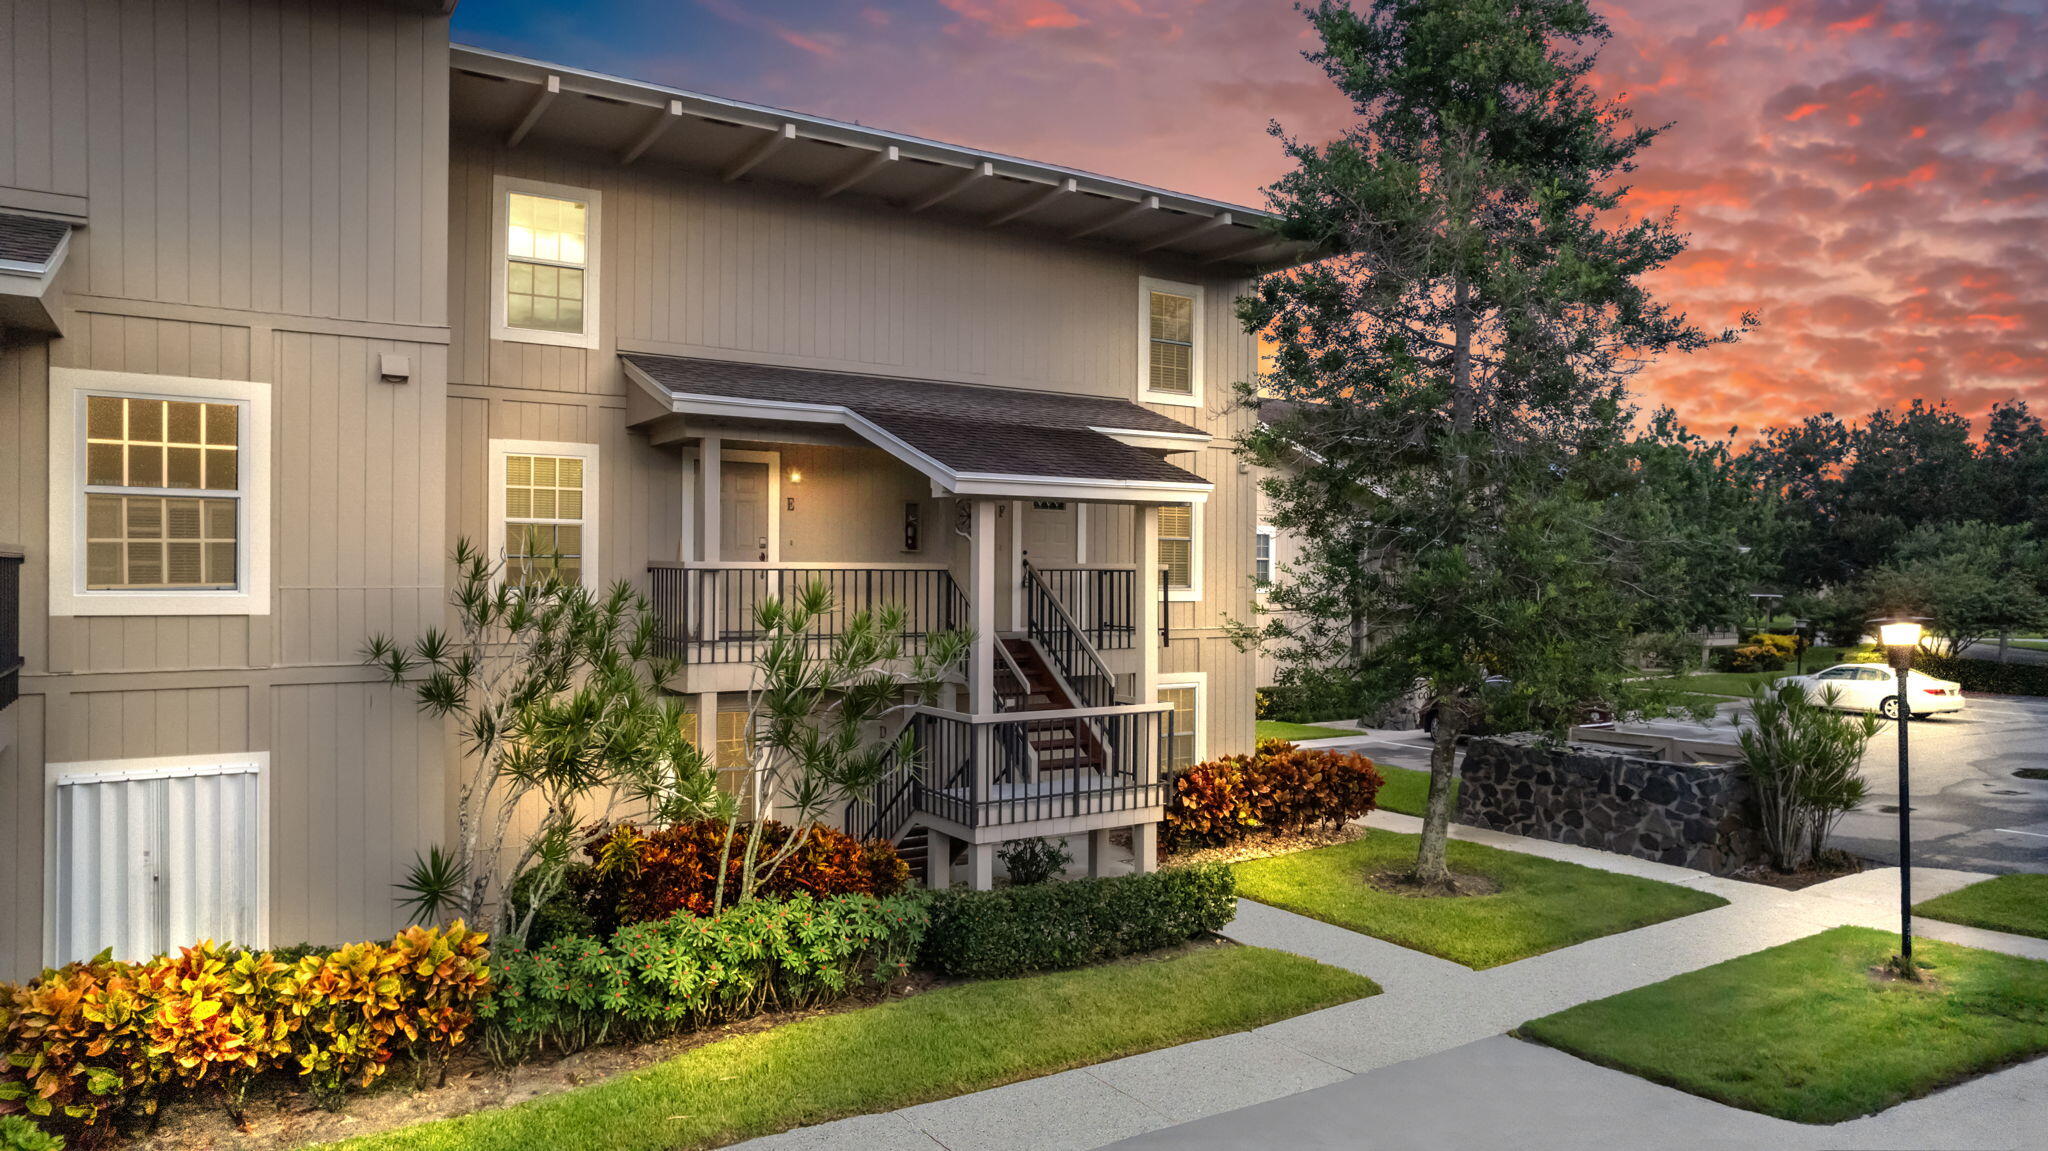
0,227 -> 68,283
623,361 -> 1213,505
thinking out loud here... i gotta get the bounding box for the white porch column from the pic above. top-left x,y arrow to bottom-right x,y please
699,435 -> 722,564
925,830 -> 953,890
1008,499 -> 1025,634
967,498 -> 999,716
968,841 -> 997,890
1132,823 -> 1158,874
1135,503 -> 1161,703
698,436 -> 722,642
1088,827 -> 1118,878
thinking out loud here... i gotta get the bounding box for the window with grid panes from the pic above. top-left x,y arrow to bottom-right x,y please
505,192 -> 589,335
1147,290 -> 1195,396
1160,685 -> 1199,772
1158,503 -> 1194,589
715,709 -> 758,807
82,395 -> 241,590
1255,526 -> 1275,585
503,453 -> 585,584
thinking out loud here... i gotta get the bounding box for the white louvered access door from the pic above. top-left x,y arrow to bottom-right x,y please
51,760 -> 262,964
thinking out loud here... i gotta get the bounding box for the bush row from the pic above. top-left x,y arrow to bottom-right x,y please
486,892 -> 925,1059
530,819 -> 911,945
1163,739 -> 1383,850
919,865 -> 1236,980
0,923 -> 488,1146
1916,652 -> 2048,697
1255,680 -> 1361,725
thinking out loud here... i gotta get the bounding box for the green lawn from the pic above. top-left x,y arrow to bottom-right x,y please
1257,719 -> 1359,742
328,946 -> 1377,1151
1231,832 -> 1726,969
1665,646 -> 1859,698
1373,764 -> 1454,818
1916,874 -> 2048,941
1519,926 -> 2048,1123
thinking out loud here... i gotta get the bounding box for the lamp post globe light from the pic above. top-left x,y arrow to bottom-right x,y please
1872,616 -> 1927,978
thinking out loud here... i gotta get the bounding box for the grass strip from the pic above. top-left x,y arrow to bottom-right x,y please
1916,874 -> 2048,941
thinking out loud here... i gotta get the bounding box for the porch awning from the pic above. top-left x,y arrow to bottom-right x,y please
0,212 -> 73,336
622,353 -> 1214,503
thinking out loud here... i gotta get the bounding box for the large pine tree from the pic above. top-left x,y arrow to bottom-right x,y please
1242,0 -> 1748,884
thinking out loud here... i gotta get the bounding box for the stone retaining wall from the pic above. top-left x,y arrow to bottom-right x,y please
1456,733 -> 1761,873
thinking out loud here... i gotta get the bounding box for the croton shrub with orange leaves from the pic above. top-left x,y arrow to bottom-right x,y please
1163,739 -> 1385,850
0,922 -> 489,1147
564,819 -> 912,938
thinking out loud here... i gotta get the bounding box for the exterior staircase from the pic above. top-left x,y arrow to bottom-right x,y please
997,638 -> 1109,774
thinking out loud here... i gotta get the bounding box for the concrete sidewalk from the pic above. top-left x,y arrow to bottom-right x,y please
738,812 -> 2048,1151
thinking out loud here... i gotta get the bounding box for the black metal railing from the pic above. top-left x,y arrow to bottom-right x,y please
651,563 -> 968,664
1023,561 -> 1122,708
901,705 -> 1167,829
1159,566 -> 1172,649
0,549 -> 21,712
1030,567 -> 1136,650
845,733 -> 925,843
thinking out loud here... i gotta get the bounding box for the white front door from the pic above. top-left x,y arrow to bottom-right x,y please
1022,500 -> 1078,568
719,460 -> 773,563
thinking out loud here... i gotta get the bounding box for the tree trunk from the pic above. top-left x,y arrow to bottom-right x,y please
1412,703 -> 1462,884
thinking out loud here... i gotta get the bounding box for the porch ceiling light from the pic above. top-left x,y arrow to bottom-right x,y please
787,468 -> 802,483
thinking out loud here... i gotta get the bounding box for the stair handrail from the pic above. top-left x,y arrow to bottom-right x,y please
1022,559 -> 1124,707
993,640 -> 1034,714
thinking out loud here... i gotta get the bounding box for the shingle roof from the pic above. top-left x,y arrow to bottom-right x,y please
623,353 -> 1210,488
0,213 -> 70,268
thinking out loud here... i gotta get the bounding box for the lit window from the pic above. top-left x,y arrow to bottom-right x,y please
491,439 -> 599,588
1148,292 -> 1194,395
716,708 -> 759,808
82,395 -> 241,590
1159,503 -> 1194,590
1139,277 -> 1203,405
1160,684 -> 1199,772
493,178 -> 600,348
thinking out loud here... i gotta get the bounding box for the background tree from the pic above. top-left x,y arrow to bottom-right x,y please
1861,522 -> 2048,657
1242,0 -> 1747,886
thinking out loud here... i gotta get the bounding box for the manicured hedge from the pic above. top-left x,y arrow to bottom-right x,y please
0,924 -> 489,1144
1163,739 -> 1383,850
485,893 -> 926,1060
1917,652 -> 2048,697
919,865 -> 1237,980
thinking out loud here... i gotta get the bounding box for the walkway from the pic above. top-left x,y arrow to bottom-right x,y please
738,810 -> 2048,1151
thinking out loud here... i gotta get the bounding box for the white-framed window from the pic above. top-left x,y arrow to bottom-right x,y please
1138,276 -> 1203,407
1255,524 -> 1276,587
45,752 -> 268,965
1158,501 -> 1203,602
47,368 -> 271,617
1158,674 -> 1206,772
490,175 -> 601,349
489,439 -> 600,586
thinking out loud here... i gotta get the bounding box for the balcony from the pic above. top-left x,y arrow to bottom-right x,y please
648,562 -> 969,665
845,704 -> 1168,843
0,548 -> 21,713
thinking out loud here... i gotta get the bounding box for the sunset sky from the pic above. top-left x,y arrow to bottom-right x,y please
453,0 -> 2047,438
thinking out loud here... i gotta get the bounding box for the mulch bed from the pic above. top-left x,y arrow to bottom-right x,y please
1728,850 -> 1865,891
1163,823 -> 1365,868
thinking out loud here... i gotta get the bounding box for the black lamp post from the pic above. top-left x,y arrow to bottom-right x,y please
1793,618 -> 1810,676
1872,615 -> 1928,978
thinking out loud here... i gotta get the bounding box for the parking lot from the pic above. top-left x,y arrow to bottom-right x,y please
1317,692 -> 2048,875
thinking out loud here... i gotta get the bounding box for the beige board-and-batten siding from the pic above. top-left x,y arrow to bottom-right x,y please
0,0 -> 455,976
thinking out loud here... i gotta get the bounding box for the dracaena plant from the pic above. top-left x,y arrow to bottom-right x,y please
364,539 -> 724,940
714,580 -> 969,911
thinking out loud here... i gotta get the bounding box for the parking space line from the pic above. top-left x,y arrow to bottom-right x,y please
1996,828 -> 2048,839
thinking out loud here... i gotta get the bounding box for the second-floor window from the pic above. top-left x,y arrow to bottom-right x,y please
1158,502 -> 1201,601
493,177 -> 600,349
1255,525 -> 1275,586
1139,277 -> 1203,406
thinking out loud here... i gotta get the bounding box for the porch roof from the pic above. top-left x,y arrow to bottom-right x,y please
0,212 -> 73,336
623,353 -> 1214,503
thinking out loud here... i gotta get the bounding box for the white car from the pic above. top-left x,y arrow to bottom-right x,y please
1782,663 -> 1966,719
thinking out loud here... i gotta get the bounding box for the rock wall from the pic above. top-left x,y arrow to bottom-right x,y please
1456,734 -> 1761,874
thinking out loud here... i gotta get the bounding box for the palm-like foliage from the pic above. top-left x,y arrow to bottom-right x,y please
1736,683 -> 1879,871
364,539 -> 722,938
717,581 -> 969,910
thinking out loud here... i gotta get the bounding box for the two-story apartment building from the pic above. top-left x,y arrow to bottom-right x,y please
0,0 -> 1310,974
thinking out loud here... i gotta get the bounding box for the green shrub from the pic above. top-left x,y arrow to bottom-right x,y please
1713,643 -> 1786,672
483,893 -> 925,1060
1256,678 -> 1364,724
1916,653 -> 2048,697
0,1116 -> 62,1151
1163,740 -> 1383,850
919,865 -> 1237,979
997,838 -> 1072,886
